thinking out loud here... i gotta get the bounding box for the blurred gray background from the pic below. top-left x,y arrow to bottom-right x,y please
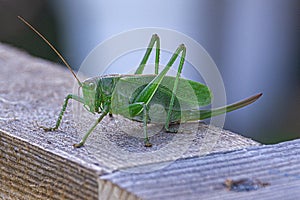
1,0 -> 299,144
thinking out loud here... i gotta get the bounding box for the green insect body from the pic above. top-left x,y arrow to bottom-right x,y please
19,16 -> 262,148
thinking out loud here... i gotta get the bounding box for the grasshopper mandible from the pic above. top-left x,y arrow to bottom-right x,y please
19,16 -> 262,148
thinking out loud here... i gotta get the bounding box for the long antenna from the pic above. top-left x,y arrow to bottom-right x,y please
18,16 -> 82,86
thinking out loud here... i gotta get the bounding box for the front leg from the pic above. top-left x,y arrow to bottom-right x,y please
40,94 -> 84,131
74,109 -> 108,148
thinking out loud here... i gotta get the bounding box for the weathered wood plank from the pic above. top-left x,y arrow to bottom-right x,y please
0,130 -> 99,199
0,43 -> 262,199
102,139 -> 300,200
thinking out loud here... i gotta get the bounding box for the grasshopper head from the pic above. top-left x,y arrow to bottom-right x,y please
82,78 -> 99,114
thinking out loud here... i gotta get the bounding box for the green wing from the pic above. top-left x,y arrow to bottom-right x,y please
112,75 -> 211,106
111,75 -> 211,122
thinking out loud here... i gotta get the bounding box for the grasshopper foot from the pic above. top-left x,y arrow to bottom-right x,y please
42,127 -> 57,132
35,121 -> 58,132
39,125 -> 57,132
144,142 -> 152,147
73,141 -> 84,148
144,138 -> 152,147
164,122 -> 180,133
165,127 -> 178,133
165,122 -> 180,133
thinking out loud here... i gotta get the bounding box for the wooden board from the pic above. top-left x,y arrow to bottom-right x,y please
0,43 -> 280,199
103,138 -> 300,200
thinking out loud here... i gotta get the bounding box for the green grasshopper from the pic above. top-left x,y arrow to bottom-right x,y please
19,16 -> 262,148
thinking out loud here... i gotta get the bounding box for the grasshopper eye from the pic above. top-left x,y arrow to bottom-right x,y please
89,82 -> 96,90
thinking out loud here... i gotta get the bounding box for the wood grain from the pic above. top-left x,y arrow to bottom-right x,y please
103,139 -> 300,199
